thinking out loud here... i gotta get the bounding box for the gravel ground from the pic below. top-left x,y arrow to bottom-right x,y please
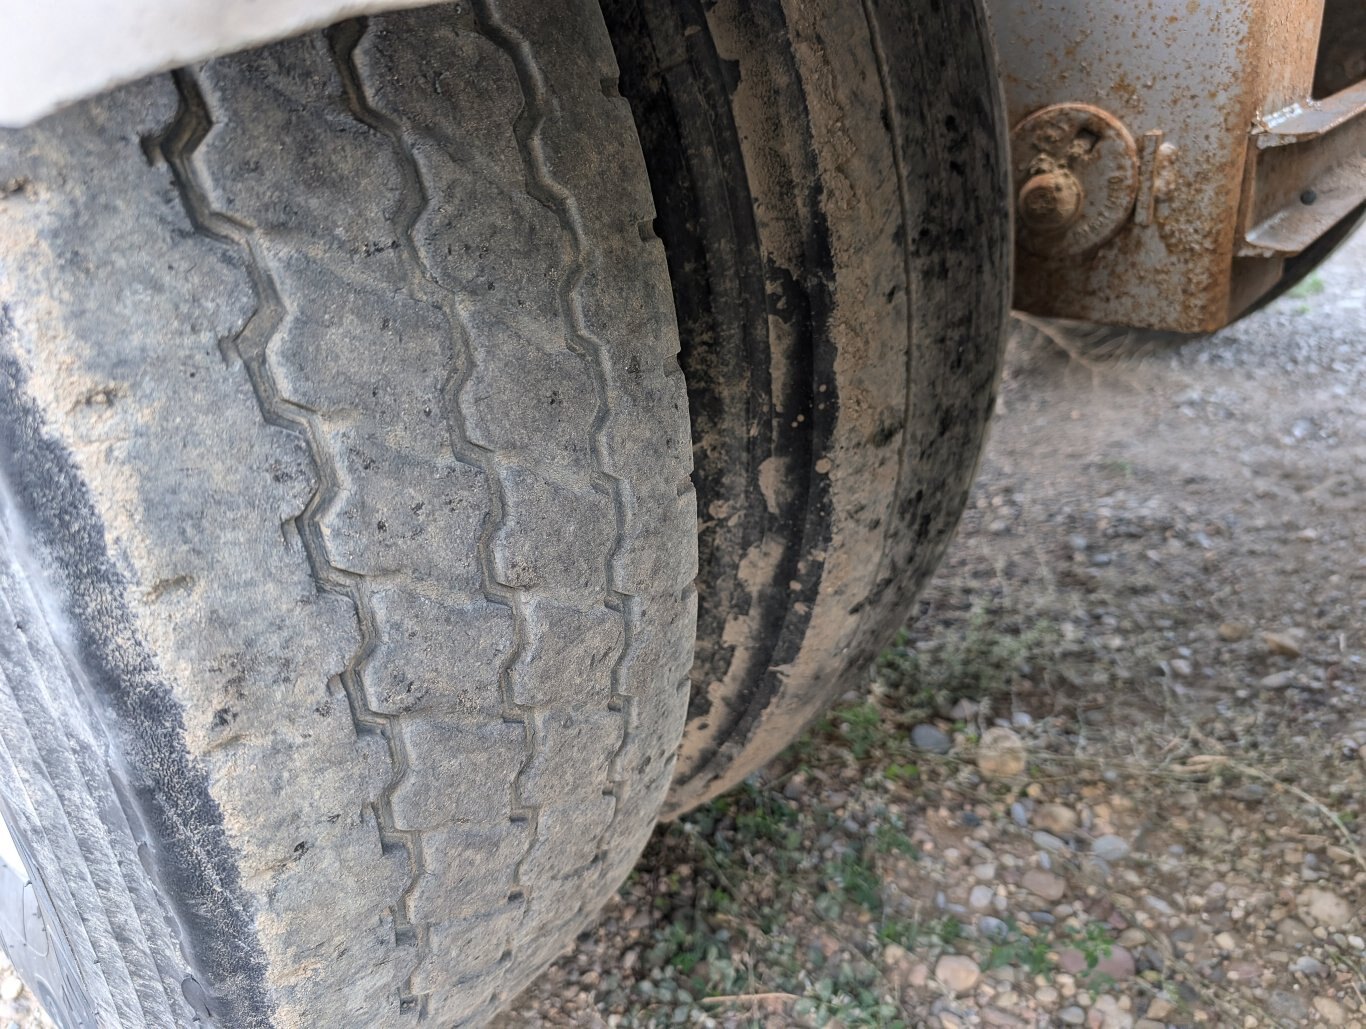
0,962 -> 50,1029
4,235 -> 1364,1029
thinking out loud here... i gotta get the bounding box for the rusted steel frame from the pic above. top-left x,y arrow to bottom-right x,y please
1239,117 -> 1366,258
1258,77 -> 1366,144
991,0 -> 1337,333
1229,32 -> 1366,306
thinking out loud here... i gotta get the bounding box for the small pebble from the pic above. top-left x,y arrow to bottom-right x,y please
979,916 -> 1010,940
1290,956 -> 1327,976
1312,996 -> 1347,1026
1091,834 -> 1130,862
912,724 -> 952,754
977,727 -> 1028,779
1299,887 -> 1353,928
1033,831 -> 1067,853
1262,631 -> 1303,657
1033,804 -> 1078,835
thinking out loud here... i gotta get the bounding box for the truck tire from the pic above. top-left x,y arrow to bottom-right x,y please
603,0 -> 1011,813
0,4 -> 695,1026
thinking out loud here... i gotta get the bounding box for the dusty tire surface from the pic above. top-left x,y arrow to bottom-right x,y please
603,0 -> 1011,813
0,3 -> 695,1026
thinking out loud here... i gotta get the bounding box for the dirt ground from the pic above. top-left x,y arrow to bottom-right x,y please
3,235 -> 1363,1028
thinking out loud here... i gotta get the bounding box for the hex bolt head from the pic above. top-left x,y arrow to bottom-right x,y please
1018,170 -> 1084,234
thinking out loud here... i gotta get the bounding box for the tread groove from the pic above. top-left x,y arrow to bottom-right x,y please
467,0 -> 639,909
858,0 -> 919,600
157,65 -> 426,1006
325,19 -> 542,1015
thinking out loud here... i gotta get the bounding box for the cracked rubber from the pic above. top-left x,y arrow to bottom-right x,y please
602,0 -> 1011,813
0,3 -> 695,1026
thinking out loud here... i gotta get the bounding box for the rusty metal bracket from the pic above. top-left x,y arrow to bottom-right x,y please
1256,78 -> 1366,147
990,0 -> 1365,333
1239,71 -> 1366,262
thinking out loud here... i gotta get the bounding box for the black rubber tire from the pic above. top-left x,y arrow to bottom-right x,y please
0,4 -> 695,1026
602,0 -> 1011,813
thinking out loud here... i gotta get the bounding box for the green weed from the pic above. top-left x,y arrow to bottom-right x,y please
1287,273 -> 1326,299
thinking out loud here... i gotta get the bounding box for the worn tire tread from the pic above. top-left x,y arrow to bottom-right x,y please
0,3 -> 693,1025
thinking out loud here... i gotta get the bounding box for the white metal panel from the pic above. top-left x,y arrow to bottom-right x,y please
0,0 -> 432,126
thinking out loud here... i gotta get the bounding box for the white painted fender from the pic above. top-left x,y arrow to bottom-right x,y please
0,0 -> 431,127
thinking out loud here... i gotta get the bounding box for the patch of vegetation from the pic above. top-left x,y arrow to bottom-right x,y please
983,919 -> 1052,977
875,607 -> 1058,721
874,819 -> 918,857
1067,920 -> 1116,975
615,759 -> 936,1026
826,701 -> 887,760
1287,272 -> 1326,299
824,850 -> 884,915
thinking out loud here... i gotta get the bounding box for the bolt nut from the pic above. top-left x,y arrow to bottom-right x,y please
1010,103 -> 1139,256
1018,171 -> 1084,233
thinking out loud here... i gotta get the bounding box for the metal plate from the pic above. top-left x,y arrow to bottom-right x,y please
989,0 -> 1347,332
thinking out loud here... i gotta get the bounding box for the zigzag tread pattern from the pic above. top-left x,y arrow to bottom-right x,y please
0,3 -> 692,1025
344,2 -> 696,1016
158,3 -> 694,1024
158,60 -> 425,1019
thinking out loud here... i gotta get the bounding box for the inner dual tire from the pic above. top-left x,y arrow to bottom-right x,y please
607,0 -> 1012,813
0,0 -> 1009,1024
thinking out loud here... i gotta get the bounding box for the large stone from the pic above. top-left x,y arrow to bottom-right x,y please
1299,887 -> 1354,929
976,727 -> 1027,779
934,954 -> 981,995
1022,869 -> 1067,901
